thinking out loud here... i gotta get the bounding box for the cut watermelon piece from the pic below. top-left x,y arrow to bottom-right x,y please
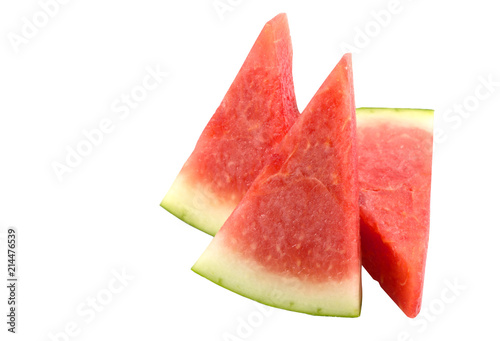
356,108 -> 433,318
192,54 -> 362,317
161,13 -> 299,235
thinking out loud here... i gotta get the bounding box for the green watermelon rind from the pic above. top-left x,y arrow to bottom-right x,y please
192,236 -> 362,317
356,107 -> 434,133
160,174 -> 234,236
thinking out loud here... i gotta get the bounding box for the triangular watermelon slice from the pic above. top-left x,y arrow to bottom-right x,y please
161,13 -> 299,235
192,54 -> 362,317
356,108 -> 433,318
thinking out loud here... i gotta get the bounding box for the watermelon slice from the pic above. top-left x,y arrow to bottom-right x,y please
192,54 -> 362,317
161,13 -> 299,235
356,108 -> 433,318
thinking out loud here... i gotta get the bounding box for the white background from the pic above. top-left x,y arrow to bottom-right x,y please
1,0 -> 499,340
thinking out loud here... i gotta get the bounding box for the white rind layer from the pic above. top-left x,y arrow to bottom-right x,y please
356,108 -> 434,133
192,234 -> 362,317
160,173 -> 236,236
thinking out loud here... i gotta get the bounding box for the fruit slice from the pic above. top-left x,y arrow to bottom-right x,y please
192,54 -> 361,317
356,108 -> 433,318
161,13 -> 299,235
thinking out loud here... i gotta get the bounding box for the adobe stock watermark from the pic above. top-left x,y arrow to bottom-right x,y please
392,277 -> 467,341
46,267 -> 134,341
222,302 -> 273,341
51,64 -> 169,183
7,0 -> 72,54
340,0 -> 413,54
435,74 -> 499,146
221,282 -> 301,341
212,0 -> 244,21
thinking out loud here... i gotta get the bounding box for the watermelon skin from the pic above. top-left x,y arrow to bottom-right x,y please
161,13 -> 299,235
356,108 -> 433,318
193,54 -> 362,317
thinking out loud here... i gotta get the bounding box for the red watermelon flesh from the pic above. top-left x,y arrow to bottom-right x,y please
357,108 -> 433,318
161,13 -> 299,235
192,54 -> 361,317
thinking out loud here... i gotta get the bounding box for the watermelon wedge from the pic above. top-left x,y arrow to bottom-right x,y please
161,13 -> 299,235
357,108 -> 433,318
192,54 -> 362,317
